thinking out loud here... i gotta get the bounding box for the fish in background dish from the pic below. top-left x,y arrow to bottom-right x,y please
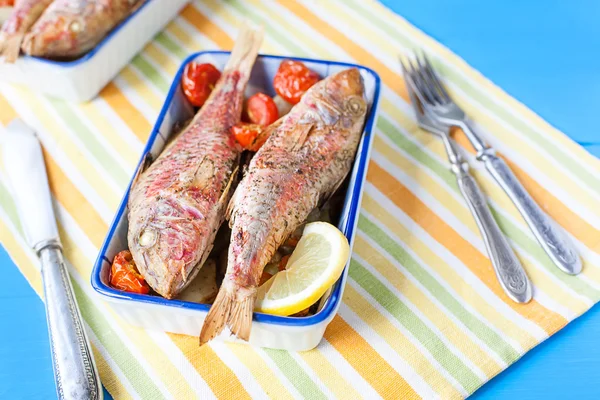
200,68 -> 368,344
21,0 -> 145,59
127,24 -> 263,299
0,0 -> 53,62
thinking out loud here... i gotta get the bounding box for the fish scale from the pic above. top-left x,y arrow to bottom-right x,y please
200,67 -> 368,345
127,24 -> 263,299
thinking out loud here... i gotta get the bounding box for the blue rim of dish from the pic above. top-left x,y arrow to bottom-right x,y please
20,0 -> 155,68
90,51 -> 381,327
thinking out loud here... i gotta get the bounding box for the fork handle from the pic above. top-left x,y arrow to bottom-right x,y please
452,160 -> 532,303
479,151 -> 582,275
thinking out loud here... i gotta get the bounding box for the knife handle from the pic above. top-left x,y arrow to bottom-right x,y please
40,245 -> 102,400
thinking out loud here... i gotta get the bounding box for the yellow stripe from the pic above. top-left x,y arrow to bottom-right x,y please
0,217 -> 42,295
168,334 -> 252,399
325,315 -> 421,399
92,345 -> 134,400
144,42 -> 181,76
77,100 -> 140,169
225,344 -> 294,400
361,193 -> 539,349
343,284 -> 462,399
0,91 -> 121,210
118,66 -> 164,112
353,237 -> 502,377
297,347 -> 364,400
372,135 -> 592,312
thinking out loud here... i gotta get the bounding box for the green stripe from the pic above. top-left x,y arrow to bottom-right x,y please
262,349 -> 327,400
48,99 -> 130,188
377,114 -> 599,298
155,32 -> 189,59
71,279 -> 164,399
349,257 -> 482,392
357,215 -> 520,364
0,179 -> 23,236
131,54 -> 171,93
0,186 -> 163,399
346,0 -> 600,190
228,0 -> 311,57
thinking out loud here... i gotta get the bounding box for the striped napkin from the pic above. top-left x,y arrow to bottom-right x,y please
2,1 -> 600,399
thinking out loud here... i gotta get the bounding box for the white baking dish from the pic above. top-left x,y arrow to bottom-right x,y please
91,52 -> 381,351
0,0 -> 189,102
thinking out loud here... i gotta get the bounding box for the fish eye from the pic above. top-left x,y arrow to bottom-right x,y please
139,228 -> 157,248
345,96 -> 366,116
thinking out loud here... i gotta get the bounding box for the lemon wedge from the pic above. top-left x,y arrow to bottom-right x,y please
255,222 -> 350,316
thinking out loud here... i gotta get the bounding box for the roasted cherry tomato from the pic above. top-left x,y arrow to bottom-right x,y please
110,250 -> 150,294
246,92 -> 278,126
0,0 -> 14,6
278,255 -> 290,271
273,60 -> 320,104
230,122 -> 268,151
181,62 -> 221,107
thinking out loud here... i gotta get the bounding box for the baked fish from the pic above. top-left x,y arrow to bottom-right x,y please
200,68 -> 367,344
127,24 -> 263,299
0,0 -> 53,62
21,0 -> 143,59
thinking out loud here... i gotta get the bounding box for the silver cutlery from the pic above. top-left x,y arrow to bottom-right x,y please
2,119 -> 102,400
403,55 -> 581,276
402,59 -> 532,303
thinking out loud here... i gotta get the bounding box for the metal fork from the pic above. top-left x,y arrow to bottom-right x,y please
401,60 -> 532,303
406,54 -> 581,276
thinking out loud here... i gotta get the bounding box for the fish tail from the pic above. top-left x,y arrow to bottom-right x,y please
199,279 -> 256,345
223,22 -> 264,76
0,33 -> 25,63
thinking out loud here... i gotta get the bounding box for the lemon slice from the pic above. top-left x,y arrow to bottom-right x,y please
255,222 -> 350,316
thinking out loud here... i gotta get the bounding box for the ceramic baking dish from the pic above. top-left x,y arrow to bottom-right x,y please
91,51 -> 381,351
0,0 -> 189,102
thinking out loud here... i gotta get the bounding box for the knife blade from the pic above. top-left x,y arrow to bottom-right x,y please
2,119 -> 102,400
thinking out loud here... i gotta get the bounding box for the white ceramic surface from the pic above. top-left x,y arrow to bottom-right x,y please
0,0 -> 189,102
91,52 -> 381,351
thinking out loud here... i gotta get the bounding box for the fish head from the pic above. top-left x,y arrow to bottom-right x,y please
128,197 -> 206,298
306,68 -> 367,128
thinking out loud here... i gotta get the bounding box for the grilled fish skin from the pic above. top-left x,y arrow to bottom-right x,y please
0,0 -> 53,62
127,24 -> 263,299
199,68 -> 367,344
21,0 -> 143,59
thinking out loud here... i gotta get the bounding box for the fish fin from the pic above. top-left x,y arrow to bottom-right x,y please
130,153 -> 153,191
225,184 -> 240,222
218,164 -> 239,209
224,22 -> 263,76
0,33 -> 25,63
199,281 -> 256,345
287,123 -> 314,152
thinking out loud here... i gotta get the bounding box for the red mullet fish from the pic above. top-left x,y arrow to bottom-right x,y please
0,0 -> 53,62
200,68 -> 367,344
127,24 -> 263,299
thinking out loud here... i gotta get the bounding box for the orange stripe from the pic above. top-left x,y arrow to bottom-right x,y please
181,4 -> 234,49
324,315 -> 420,399
0,94 -> 107,248
453,130 -> 600,252
278,0 -> 409,102
367,162 -> 567,334
168,334 -> 251,400
281,0 -> 599,252
100,82 -> 151,143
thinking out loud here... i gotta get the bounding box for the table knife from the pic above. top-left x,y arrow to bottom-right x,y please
2,119 -> 102,400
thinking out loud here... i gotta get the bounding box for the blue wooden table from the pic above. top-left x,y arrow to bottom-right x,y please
1,1 -> 599,398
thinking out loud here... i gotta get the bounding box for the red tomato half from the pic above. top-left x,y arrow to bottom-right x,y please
246,93 -> 278,126
181,62 -> 221,107
273,60 -> 320,105
110,250 -> 150,294
230,123 -> 268,152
